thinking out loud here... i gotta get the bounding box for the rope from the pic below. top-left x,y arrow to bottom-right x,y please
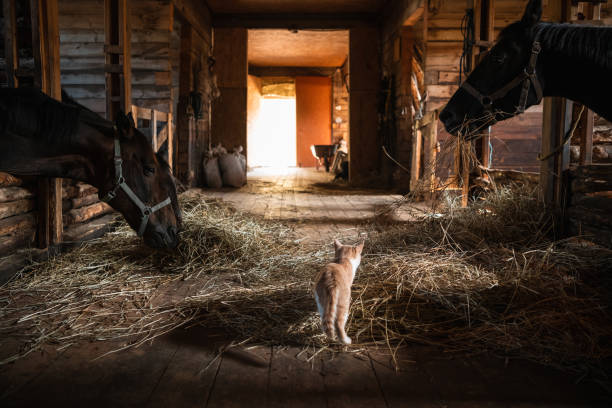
537,105 -> 585,161
382,146 -> 411,174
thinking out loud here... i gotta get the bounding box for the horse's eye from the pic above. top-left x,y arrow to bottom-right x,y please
144,165 -> 155,176
492,55 -> 506,64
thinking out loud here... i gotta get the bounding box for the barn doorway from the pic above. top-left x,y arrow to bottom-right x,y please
246,29 -> 349,172
247,77 -> 297,167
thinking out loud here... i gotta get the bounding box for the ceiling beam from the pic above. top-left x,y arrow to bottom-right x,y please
249,65 -> 336,77
172,0 -> 212,46
381,0 -> 423,41
213,13 -> 377,29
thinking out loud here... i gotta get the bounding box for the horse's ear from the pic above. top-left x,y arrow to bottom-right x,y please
126,111 -> 136,129
115,110 -> 135,140
521,0 -> 542,26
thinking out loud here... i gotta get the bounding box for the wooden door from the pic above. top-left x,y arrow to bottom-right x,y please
296,76 -> 332,168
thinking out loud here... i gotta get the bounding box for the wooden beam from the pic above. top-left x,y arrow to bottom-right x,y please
382,0 -> 423,41
167,112 -> 174,171
2,0 -> 19,88
105,0 -> 132,120
577,105 -> 594,165
539,0 -> 572,207
211,27 -> 248,167
31,0 -> 63,248
348,26 -> 380,185
213,13 -> 377,29
172,0 -> 212,47
248,66 -> 336,77
574,0 -> 599,166
176,21 -> 194,184
151,108 -> 158,151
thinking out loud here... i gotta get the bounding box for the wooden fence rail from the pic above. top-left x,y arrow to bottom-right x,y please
131,105 -> 173,170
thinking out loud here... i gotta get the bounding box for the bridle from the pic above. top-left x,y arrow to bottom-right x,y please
101,138 -> 171,237
460,39 -> 543,115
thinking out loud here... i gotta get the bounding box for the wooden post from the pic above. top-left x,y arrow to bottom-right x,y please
348,26 -> 380,185
3,0 -> 19,88
104,0 -> 132,120
30,0 -> 63,248
410,128 -> 423,191
167,112 -> 174,170
539,0 -> 573,207
573,1 -> 598,166
151,109 -> 158,151
176,21 -> 194,184
426,113 -> 438,195
577,107 -> 594,165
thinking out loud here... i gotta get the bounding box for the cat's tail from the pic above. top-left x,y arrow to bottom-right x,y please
322,287 -> 338,339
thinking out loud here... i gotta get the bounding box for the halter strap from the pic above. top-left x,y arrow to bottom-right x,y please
460,40 -> 543,115
101,139 -> 172,237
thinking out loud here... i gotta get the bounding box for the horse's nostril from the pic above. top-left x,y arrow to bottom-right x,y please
167,226 -> 178,243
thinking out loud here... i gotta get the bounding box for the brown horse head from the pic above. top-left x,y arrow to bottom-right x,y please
99,110 -> 181,249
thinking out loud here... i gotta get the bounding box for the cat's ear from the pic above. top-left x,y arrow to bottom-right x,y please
334,239 -> 342,250
356,241 -> 365,253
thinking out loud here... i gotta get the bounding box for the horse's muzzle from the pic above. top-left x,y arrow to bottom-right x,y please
145,225 -> 179,249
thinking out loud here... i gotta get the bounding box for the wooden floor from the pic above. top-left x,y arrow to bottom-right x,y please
1,168 -> 609,407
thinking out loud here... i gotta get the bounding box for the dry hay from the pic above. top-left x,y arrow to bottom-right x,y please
0,196 -> 315,363
1,186 -> 611,383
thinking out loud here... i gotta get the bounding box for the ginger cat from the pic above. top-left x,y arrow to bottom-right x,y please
313,239 -> 364,344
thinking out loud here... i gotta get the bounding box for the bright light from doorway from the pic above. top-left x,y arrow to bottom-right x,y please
247,98 -> 297,168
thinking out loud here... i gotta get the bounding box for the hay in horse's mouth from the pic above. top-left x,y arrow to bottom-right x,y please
0,187 -> 610,382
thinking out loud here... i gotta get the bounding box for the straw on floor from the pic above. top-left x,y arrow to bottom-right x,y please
0,186 -> 610,383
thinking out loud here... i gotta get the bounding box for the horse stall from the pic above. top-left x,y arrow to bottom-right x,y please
1,0 -> 612,406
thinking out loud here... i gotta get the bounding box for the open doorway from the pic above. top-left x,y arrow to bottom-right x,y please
246,29 -> 349,172
247,77 -> 297,167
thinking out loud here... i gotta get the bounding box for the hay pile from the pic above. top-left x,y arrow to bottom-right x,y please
0,196 -> 316,363
353,185 -> 612,376
1,186 -> 611,381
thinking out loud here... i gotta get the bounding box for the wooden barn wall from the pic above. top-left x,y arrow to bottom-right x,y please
211,28 -> 248,171
0,5 -> 37,253
175,20 -> 213,186
349,26 -> 381,185
331,60 -> 349,144
424,0 -> 565,173
59,0 -> 174,116
380,23 -> 418,189
0,175 -> 37,254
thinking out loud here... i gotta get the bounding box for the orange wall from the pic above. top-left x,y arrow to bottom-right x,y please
296,76 -> 332,167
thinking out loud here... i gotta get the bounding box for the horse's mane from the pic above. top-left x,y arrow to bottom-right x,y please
61,89 -> 115,136
534,22 -> 612,70
0,87 -> 81,145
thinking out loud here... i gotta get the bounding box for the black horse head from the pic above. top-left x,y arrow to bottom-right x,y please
440,0 -> 544,138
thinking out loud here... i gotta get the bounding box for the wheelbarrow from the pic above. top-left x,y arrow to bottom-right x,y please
310,144 -> 338,172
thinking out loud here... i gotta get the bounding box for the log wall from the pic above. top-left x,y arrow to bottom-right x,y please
0,174 -> 37,254
568,164 -> 612,248
59,0 -> 174,116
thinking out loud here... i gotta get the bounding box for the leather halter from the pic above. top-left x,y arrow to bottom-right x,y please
101,138 -> 171,237
460,40 -> 543,115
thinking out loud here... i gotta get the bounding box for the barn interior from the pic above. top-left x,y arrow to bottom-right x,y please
1,0 -> 611,406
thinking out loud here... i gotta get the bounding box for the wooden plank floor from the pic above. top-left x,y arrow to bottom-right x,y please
0,168 -> 610,407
